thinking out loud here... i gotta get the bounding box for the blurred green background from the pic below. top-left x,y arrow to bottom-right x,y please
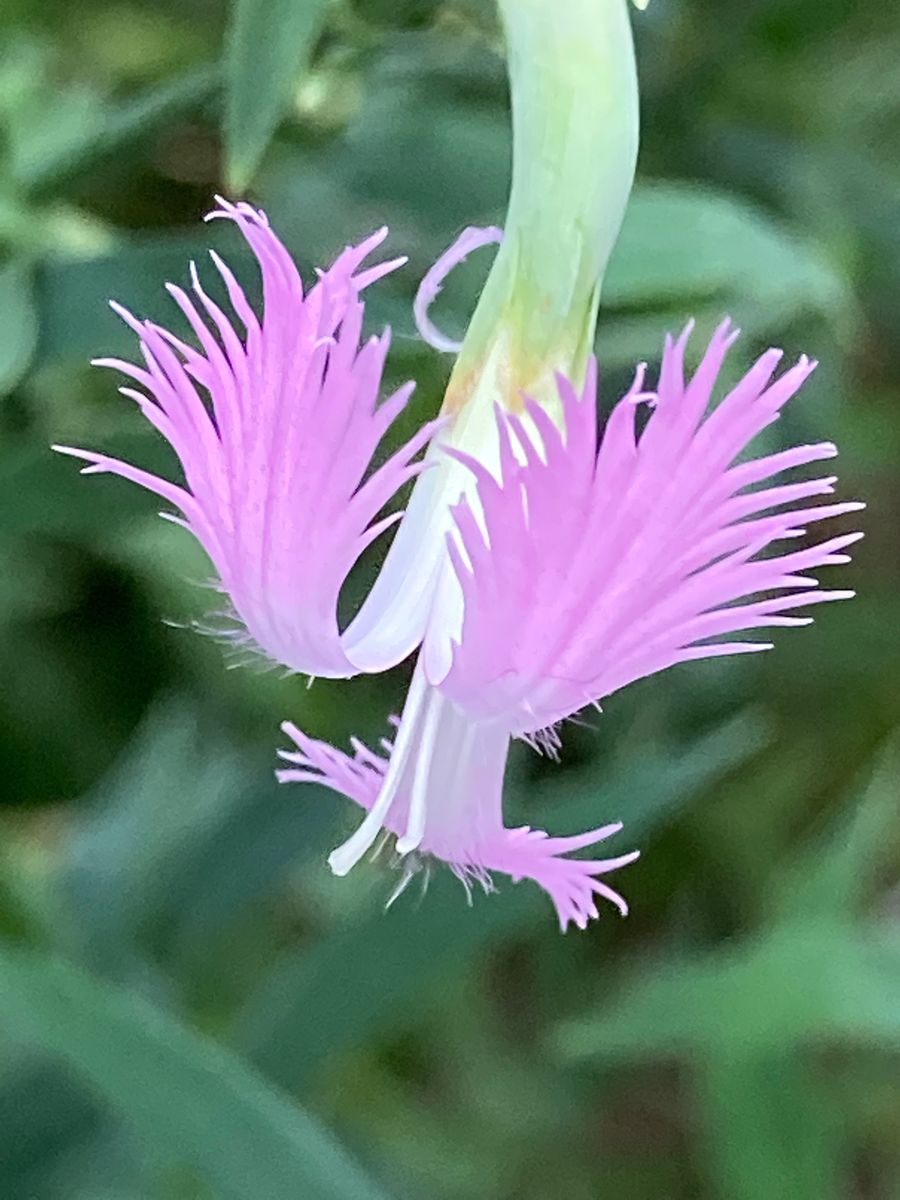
0,0 -> 898,1197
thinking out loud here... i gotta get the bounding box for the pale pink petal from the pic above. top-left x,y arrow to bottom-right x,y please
430,322 -> 863,732
277,668 -> 637,930
413,225 -> 503,353
54,200 -> 440,678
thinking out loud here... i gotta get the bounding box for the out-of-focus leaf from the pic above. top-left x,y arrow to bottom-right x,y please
256,33 -> 509,265
33,230 -> 246,368
0,1060 -> 106,1199
224,0 -> 330,191
0,259 -> 37,393
557,919 -> 900,1063
772,738 -> 900,921
697,1053 -> 844,1200
351,0 -> 443,26
0,436 -> 173,539
62,698 -> 339,978
63,701 -> 251,965
33,225 -> 403,371
0,538 -> 73,622
0,947 -> 395,1200
0,546 -> 174,805
235,712 -> 766,1089
605,184 -> 849,319
0,848 -> 57,946
16,65 -> 220,197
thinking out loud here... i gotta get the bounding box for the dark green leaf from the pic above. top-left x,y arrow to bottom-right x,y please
33,231 -> 248,368
0,259 -> 37,393
225,0 -> 330,191
697,1053 -> 844,1200
603,182 -> 853,329
772,739 -> 900,920
17,65 -> 220,198
0,947 -> 395,1200
62,698 -> 339,977
0,435 -> 175,539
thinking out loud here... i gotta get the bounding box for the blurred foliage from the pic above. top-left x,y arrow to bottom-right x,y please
0,1 -> 898,1198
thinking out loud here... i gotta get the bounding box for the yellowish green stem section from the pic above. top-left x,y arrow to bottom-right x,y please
445,0 -> 639,413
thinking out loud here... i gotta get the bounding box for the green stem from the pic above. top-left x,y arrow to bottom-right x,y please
446,0 -> 639,412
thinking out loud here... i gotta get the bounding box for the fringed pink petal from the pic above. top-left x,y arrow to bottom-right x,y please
55,200 -> 440,678
413,225 -> 503,353
485,825 -> 640,931
431,322 -> 862,732
277,681 -> 637,930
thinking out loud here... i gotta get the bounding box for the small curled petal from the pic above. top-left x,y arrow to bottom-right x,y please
413,225 -> 503,353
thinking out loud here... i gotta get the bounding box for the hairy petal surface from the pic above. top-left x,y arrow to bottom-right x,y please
55,199 -> 440,678
429,321 -> 863,732
278,668 -> 638,931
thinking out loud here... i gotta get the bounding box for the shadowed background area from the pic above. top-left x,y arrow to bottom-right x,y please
0,1 -> 898,1198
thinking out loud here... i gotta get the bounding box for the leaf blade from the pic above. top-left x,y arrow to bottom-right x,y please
0,259 -> 38,394
0,948 -> 395,1200
224,0 -> 330,191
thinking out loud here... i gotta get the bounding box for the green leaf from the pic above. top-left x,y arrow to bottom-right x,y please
235,713 -> 765,1089
33,230 -> 248,369
772,738 -> 900,920
556,920 -> 900,1063
0,947 -> 395,1200
63,700 -> 254,962
0,435 -> 175,540
0,1059 -> 109,1200
0,848 -> 59,947
0,259 -> 37,393
16,65 -> 220,198
697,1053 -> 844,1200
61,698 -> 339,976
602,182 -> 854,332
225,0 -> 330,191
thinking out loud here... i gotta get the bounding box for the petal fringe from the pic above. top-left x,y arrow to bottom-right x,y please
430,321 -> 863,732
55,200 -> 440,678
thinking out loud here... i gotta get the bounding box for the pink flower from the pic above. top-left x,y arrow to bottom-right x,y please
57,206 -> 861,929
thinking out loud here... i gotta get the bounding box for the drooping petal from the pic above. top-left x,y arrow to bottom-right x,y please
277,672 -> 637,930
343,349 -> 507,674
54,199 -> 441,678
343,232 -> 509,675
428,321 -> 863,732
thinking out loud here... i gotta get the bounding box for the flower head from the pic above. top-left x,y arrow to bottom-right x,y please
56,202 -> 861,930
278,672 -> 639,932
55,1 -> 860,931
